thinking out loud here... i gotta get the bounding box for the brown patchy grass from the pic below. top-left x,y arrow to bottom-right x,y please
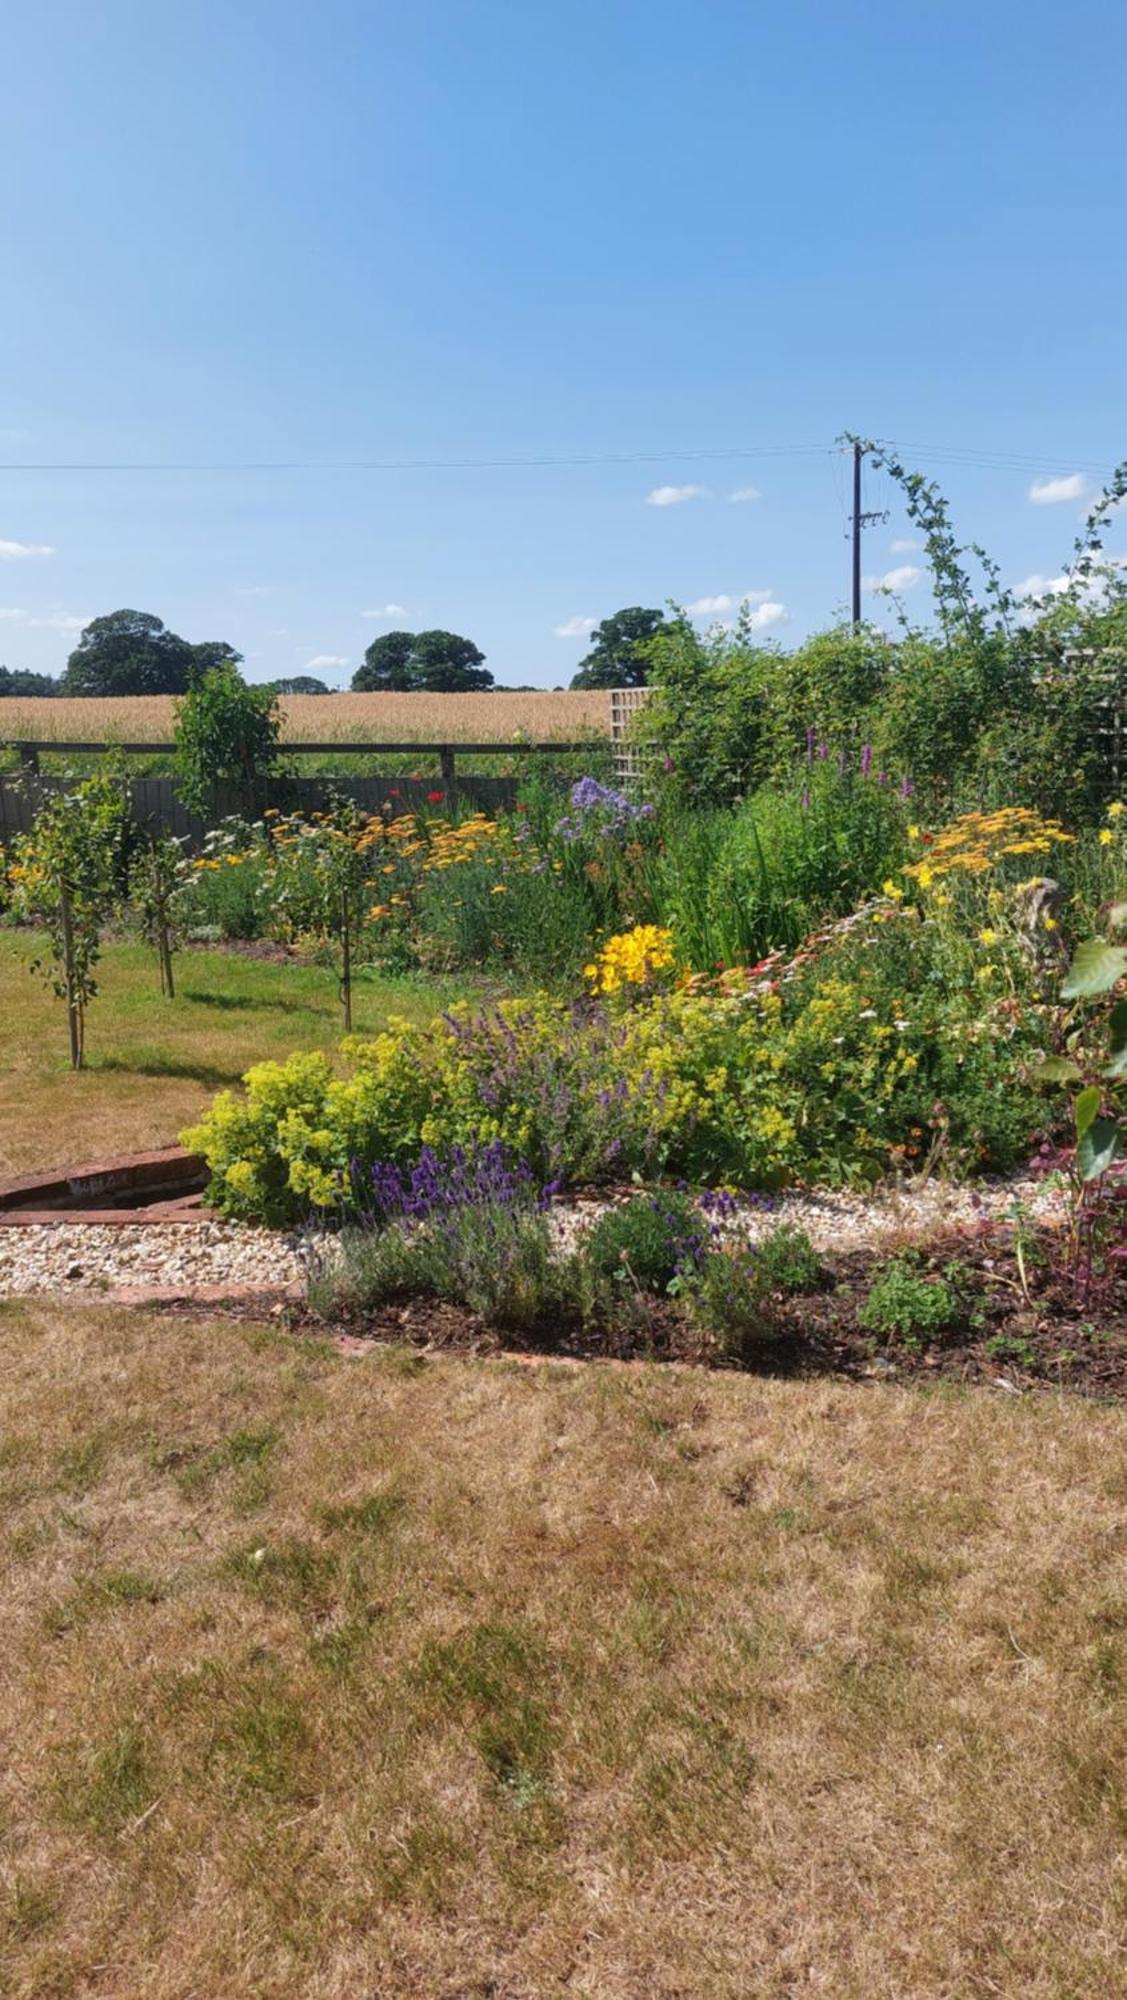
0,690 -> 611,746
0,1297 -> 1123,1998
0,933 -> 472,1176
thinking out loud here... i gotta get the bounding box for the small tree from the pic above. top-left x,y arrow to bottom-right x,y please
5,766 -> 129,1068
130,830 -> 187,997
271,800 -> 373,1030
174,662 -> 282,818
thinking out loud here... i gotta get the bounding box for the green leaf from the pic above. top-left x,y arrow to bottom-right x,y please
1105,999 -> 1127,1080
1061,938 -> 1127,999
1073,1085 -> 1101,1139
1029,1055 -> 1083,1084
1076,1117 -> 1122,1183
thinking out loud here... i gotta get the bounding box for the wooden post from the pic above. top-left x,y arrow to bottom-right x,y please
159,919 -> 175,999
59,882 -> 83,1070
439,744 -> 458,809
17,742 -> 40,776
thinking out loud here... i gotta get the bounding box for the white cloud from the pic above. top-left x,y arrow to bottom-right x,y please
0,606 -> 88,631
1029,473 -> 1088,505
684,590 -> 773,616
1013,572 -> 1069,600
554,615 -> 598,639
746,600 -> 787,632
361,602 -> 407,619
231,583 -> 272,598
646,483 -> 709,507
863,565 -> 922,593
304,654 -> 349,671
890,538 -> 919,553
0,538 -> 55,560
728,486 -> 761,503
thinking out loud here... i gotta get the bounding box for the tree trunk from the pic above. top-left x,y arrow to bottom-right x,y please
60,883 -> 82,1070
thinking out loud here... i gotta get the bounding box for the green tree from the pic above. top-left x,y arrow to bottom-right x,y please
173,661 -> 282,817
6,765 -> 129,1068
188,640 -> 244,679
267,675 -> 330,695
570,608 -> 666,689
61,611 -> 198,696
129,829 -> 187,998
352,629 -> 492,693
0,666 -> 57,696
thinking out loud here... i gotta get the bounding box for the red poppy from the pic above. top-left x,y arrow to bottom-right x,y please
426,790 -> 444,804
387,787 -> 400,798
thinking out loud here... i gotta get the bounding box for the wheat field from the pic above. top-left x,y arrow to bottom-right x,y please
0,690 -> 611,746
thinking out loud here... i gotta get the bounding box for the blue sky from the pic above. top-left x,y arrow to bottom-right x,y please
2,0 -> 1125,688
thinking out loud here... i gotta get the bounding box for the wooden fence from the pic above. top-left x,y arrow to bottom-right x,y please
0,739 -> 600,847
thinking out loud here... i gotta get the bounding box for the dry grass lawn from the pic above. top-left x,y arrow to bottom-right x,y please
0,1297 -> 1123,1997
0,690 -> 611,747
0,933 -> 472,1176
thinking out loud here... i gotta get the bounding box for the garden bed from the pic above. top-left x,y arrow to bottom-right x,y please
295,1225 -> 1126,1400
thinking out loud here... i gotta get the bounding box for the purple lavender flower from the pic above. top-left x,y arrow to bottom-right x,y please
860,743 -> 873,777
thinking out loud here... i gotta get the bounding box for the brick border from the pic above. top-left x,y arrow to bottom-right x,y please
0,1147 -> 208,1227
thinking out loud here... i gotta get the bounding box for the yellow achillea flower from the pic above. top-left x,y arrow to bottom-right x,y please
978,928 -> 998,946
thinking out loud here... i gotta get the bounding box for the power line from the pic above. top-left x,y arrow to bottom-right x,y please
0,438 -> 1117,476
0,443 -> 830,473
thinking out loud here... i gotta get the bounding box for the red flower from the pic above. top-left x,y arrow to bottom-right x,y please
426,790 -> 444,804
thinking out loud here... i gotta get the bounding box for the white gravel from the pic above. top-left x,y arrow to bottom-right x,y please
0,1173 -> 1067,1298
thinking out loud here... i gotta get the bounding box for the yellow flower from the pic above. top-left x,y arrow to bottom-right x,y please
490,883 -> 507,895
881,879 -> 904,901
907,823 -> 921,840
1099,828 -> 1113,846
1042,914 -> 1058,931
1108,801 -> 1125,819
977,928 -> 998,947
915,864 -> 934,888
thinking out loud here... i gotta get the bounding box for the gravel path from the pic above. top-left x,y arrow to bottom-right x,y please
0,1174 -> 1067,1299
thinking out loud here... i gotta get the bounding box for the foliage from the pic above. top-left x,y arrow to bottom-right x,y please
352,629 -> 493,693
752,1222 -> 823,1294
1030,822 -> 1126,1292
309,1142 -> 567,1330
4,765 -> 129,1066
173,661 -> 282,816
61,610 -> 239,697
268,675 -> 330,695
583,1194 -> 698,1296
0,665 -> 57,696
858,1256 -> 961,1346
569,607 -> 666,689
655,748 -> 911,967
128,829 -> 187,997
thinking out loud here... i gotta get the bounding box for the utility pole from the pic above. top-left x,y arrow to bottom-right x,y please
849,438 -> 889,628
851,440 -> 863,627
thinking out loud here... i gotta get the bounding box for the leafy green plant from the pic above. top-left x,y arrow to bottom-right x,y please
858,1255 -> 960,1347
173,661 -> 282,817
1032,887 -> 1126,1290
583,1194 -> 698,1296
129,828 -> 187,997
5,765 -> 129,1067
753,1223 -> 823,1294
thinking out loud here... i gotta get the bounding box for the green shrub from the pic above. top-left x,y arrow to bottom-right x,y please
858,1256 -> 960,1346
309,1206 -> 572,1332
583,1194 -> 698,1296
173,662 -> 283,817
753,1224 -> 823,1294
689,1251 -> 777,1356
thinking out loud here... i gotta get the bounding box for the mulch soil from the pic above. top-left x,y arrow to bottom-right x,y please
162,1224 -> 1126,1401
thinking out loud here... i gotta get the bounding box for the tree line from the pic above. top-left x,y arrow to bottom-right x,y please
0,605 -> 666,700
